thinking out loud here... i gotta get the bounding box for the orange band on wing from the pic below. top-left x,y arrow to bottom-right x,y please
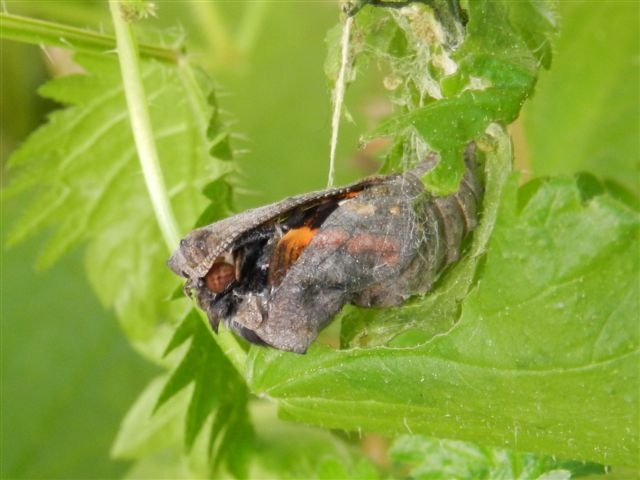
269,226 -> 318,286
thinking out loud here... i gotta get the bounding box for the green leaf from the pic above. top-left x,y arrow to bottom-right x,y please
367,0 -> 556,193
3,38 -> 250,473
194,176 -> 235,228
112,374 -> 216,479
117,375 -> 378,479
5,52 -> 233,358
162,309 -> 201,356
248,170 -> 639,468
522,2 -> 640,193
388,435 -> 606,479
246,404 -> 380,479
154,309 -> 253,477
112,375 -> 191,461
316,458 -> 379,480
9,2 -> 632,476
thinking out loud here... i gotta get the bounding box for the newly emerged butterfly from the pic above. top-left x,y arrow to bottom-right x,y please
168,150 -> 482,353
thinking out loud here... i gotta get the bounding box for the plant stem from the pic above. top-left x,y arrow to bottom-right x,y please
109,0 -> 180,251
0,12 -> 178,63
327,15 -> 353,188
108,1 -> 248,375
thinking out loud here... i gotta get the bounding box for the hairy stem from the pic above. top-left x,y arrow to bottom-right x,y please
109,0 -> 180,251
108,1 -> 247,375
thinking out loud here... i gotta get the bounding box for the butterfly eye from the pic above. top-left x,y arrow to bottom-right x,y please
205,258 -> 236,293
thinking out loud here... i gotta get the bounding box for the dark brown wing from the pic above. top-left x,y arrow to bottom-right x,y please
167,174 -> 392,281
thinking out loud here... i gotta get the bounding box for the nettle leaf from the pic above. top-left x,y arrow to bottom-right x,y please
361,0 -> 557,194
4,44 -> 252,473
155,312 -> 381,478
388,435 -> 606,479
112,375 -> 192,463
155,309 -> 253,478
248,169 -> 639,468
5,52 -> 233,358
323,0 -> 554,348
233,402 -> 379,479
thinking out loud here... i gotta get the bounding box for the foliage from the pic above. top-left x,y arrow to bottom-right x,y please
2,0 -> 638,478
249,169 -> 638,467
387,435 -> 606,479
4,51 -> 232,360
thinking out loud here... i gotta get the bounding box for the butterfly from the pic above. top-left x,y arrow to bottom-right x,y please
168,151 -> 482,353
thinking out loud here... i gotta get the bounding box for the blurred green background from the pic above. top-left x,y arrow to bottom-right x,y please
1,2 -> 379,478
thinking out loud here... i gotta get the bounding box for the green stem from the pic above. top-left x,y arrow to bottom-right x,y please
0,12 -> 178,63
108,1 -> 248,375
109,0 -> 180,251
